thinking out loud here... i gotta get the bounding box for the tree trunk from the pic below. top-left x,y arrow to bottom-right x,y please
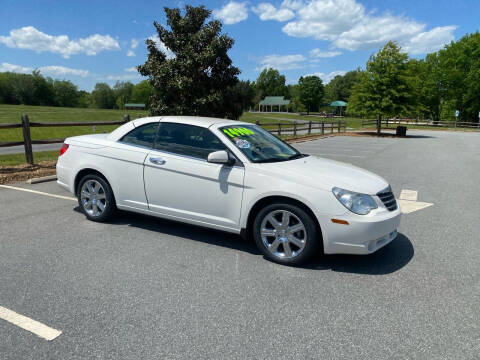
377,115 -> 381,135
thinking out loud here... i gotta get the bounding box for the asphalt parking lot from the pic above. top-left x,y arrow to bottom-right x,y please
0,130 -> 479,359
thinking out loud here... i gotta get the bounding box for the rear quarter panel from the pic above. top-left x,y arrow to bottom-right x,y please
57,139 -> 150,210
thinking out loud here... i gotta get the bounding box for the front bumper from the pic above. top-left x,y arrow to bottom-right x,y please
321,208 -> 402,255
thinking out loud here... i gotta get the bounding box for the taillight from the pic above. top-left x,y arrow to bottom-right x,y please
59,143 -> 69,156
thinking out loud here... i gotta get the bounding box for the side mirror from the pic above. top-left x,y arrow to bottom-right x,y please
207,150 -> 235,165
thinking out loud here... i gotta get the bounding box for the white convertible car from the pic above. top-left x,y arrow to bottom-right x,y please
57,116 -> 401,265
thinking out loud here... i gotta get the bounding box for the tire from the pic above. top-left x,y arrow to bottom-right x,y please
77,174 -> 116,222
253,203 -> 319,265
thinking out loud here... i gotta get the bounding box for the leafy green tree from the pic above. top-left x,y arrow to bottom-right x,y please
91,82 -> 116,109
234,80 -> 255,111
77,90 -> 91,108
348,41 -> 413,134
287,84 -> 306,113
32,71 -> 55,106
0,71 -> 56,106
0,73 -> 16,104
212,85 -> 246,120
113,81 -> 134,109
421,53 -> 444,123
324,70 -> 361,103
436,32 -> 480,122
52,80 -> 79,107
138,5 -> 240,118
404,59 -> 423,118
254,68 -> 288,104
406,56 -> 443,123
10,73 -> 36,105
297,75 -> 324,114
130,80 -> 155,106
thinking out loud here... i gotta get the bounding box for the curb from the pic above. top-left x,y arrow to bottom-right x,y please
26,175 -> 57,184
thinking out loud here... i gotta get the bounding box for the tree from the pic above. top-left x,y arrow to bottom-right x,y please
348,41 -> 413,134
324,70 -> 361,103
209,80 -> 255,120
10,73 -> 36,105
91,83 -> 115,109
32,71 -> 55,106
0,73 -> 16,104
77,90 -> 91,108
406,56 -> 442,123
130,80 -> 155,106
436,32 -> 480,123
254,68 -> 288,104
138,5 -> 240,118
297,75 -> 324,114
113,81 -> 134,109
52,80 -> 79,107
287,84 -> 306,113
232,80 -> 255,111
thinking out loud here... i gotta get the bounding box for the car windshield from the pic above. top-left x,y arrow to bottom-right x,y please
220,124 -> 303,163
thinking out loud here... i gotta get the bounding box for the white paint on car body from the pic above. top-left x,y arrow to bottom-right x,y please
0,184 -> 76,201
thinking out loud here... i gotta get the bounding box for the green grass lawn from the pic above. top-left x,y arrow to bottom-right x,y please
0,150 -> 59,166
0,104 -> 148,123
0,104 -> 148,142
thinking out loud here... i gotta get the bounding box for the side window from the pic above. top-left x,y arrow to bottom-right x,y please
154,122 -> 226,160
120,123 -> 159,148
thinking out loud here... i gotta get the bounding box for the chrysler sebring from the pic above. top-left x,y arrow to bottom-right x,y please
56,116 -> 401,265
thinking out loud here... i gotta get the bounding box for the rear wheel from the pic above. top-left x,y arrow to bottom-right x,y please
77,174 -> 115,222
253,203 -> 319,265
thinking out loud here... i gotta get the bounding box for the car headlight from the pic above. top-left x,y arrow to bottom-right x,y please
332,187 -> 378,215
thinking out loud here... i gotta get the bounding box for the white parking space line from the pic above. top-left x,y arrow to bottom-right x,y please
0,306 -> 62,341
399,189 -> 418,201
0,185 -> 76,201
398,199 -> 433,214
397,189 -> 433,214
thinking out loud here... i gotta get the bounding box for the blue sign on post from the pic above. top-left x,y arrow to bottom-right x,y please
455,110 -> 459,117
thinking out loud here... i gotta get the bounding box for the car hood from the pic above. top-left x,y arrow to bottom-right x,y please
251,155 -> 389,195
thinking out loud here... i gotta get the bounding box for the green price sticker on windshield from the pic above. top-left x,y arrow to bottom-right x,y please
223,127 -> 255,137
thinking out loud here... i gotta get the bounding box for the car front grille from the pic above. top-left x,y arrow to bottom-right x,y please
377,187 -> 398,211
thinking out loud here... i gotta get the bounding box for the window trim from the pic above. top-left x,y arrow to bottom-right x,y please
153,122 -> 241,164
118,122 -> 160,149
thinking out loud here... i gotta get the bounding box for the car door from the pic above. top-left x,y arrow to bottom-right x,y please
103,121 -> 159,211
143,122 -> 245,230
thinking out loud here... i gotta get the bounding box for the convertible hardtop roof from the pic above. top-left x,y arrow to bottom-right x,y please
107,116 -> 251,141
133,116 -> 248,128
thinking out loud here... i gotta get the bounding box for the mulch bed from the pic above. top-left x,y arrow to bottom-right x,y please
0,161 -> 57,185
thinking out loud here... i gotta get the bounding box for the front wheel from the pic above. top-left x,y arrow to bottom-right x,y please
253,203 -> 320,265
77,174 -> 115,222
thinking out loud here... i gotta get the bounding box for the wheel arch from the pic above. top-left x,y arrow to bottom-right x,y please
74,168 -> 113,197
243,195 -> 324,252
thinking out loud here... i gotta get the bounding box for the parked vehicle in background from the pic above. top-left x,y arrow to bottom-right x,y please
56,116 -> 401,265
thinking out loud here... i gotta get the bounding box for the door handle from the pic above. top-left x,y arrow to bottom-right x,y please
149,157 -> 166,165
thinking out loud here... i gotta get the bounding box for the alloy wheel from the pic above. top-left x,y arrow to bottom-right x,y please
260,210 -> 307,259
80,179 -> 107,217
